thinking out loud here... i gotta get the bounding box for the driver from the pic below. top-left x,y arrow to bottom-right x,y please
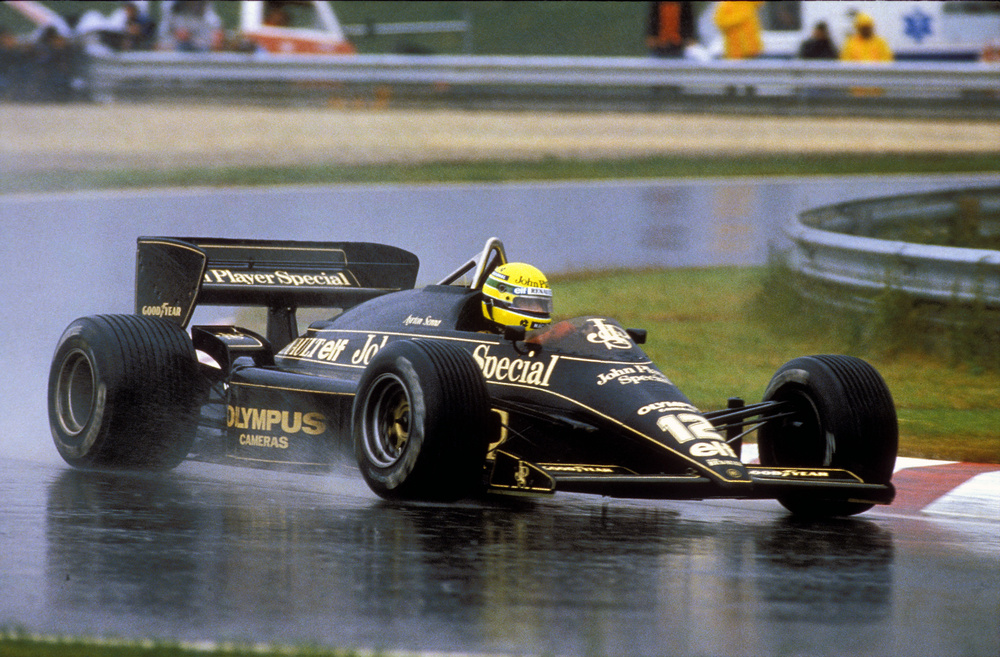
481,262 -> 553,331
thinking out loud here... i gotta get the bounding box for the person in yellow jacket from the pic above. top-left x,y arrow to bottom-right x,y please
841,13 -> 893,96
840,12 -> 894,62
714,1 -> 763,59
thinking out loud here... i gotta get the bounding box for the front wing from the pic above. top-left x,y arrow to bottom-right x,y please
486,455 -> 895,505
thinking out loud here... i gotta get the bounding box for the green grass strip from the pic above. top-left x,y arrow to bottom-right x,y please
6,152 -> 999,195
0,627 -> 374,657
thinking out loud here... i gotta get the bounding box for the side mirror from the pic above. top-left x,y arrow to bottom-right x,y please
626,328 -> 647,345
503,325 -> 527,343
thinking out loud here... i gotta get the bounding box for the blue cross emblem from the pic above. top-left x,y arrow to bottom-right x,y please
903,8 -> 933,44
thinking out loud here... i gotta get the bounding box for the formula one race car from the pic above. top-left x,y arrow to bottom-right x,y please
48,237 -> 898,517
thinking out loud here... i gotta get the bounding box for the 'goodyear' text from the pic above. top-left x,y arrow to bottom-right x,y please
141,303 -> 182,318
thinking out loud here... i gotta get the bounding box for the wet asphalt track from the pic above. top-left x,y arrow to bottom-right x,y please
2,455 -> 997,657
1,175 -> 998,656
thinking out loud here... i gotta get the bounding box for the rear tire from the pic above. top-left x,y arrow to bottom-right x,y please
353,339 -> 490,501
758,355 -> 897,517
48,315 -> 200,470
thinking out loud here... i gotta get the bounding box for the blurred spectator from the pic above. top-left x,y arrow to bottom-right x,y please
840,13 -> 893,63
840,12 -> 892,97
119,2 -> 156,51
983,39 -> 1000,63
33,25 -> 84,101
647,2 -> 697,58
798,21 -> 837,59
714,1 -> 762,59
0,27 -> 27,99
264,4 -> 291,28
796,21 -> 839,99
159,0 -> 222,52
73,1 -> 155,52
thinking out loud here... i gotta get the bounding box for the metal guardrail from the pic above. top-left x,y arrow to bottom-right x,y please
342,20 -> 469,38
84,51 -> 1000,116
787,187 -> 1000,313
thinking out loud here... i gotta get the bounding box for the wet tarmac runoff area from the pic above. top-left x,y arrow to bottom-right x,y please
1,454 -> 997,657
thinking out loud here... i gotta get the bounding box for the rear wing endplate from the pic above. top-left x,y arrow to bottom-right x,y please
135,237 -> 419,347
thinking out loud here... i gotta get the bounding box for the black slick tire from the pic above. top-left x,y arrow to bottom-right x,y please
48,314 -> 200,470
758,354 -> 898,517
352,339 -> 490,501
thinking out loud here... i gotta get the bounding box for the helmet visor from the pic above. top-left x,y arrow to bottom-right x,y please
511,289 -> 552,316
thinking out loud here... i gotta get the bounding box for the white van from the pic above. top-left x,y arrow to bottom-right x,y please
698,1 -> 1000,61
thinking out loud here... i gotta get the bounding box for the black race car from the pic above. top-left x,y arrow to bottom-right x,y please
48,237 -> 898,517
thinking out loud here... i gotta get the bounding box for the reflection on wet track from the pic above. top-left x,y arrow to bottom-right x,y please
2,457 -> 995,657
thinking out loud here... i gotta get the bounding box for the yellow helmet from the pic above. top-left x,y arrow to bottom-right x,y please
481,262 -> 553,330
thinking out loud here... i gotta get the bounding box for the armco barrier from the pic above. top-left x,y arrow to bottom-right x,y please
787,187 -> 1000,313
83,51 -> 1000,116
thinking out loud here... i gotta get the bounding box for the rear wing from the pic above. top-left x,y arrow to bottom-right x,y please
135,237 -> 419,347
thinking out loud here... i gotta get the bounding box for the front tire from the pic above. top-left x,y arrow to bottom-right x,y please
352,339 -> 490,501
48,314 -> 200,470
758,355 -> 898,517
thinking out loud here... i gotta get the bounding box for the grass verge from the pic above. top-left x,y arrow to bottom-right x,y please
0,631 -> 362,657
5,151 -> 1000,195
